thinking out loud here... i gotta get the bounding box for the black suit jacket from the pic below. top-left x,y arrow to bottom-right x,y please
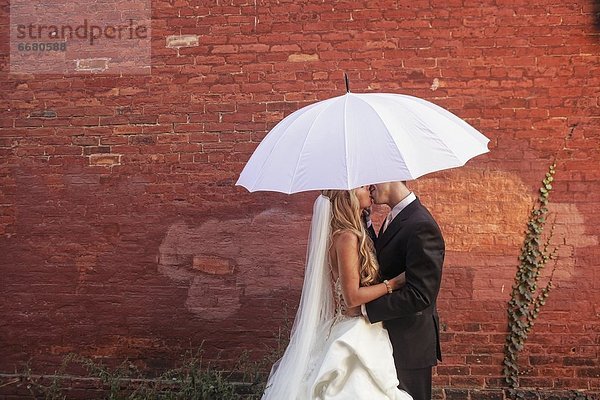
365,198 -> 445,370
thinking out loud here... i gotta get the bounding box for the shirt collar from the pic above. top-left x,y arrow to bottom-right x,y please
389,192 -> 416,221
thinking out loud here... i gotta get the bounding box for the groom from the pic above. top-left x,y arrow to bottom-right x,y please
363,181 -> 445,400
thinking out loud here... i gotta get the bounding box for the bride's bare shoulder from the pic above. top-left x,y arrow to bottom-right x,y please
331,229 -> 359,249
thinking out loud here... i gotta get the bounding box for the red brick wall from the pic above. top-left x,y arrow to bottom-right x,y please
1,0 -> 598,395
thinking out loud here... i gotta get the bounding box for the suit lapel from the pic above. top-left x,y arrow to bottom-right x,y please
376,198 -> 421,253
377,219 -> 386,238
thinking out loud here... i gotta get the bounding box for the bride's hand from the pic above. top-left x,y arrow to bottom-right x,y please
344,306 -> 362,317
388,272 -> 406,291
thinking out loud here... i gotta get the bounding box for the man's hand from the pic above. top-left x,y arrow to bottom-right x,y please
343,306 -> 362,317
389,272 -> 407,291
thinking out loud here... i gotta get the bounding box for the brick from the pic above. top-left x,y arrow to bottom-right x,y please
288,53 -> 319,62
75,58 -> 110,72
71,136 -> 99,146
28,110 -> 57,119
466,354 -> 493,365
577,368 -> 600,378
166,34 -> 199,48
192,256 -> 233,275
129,135 -> 157,145
89,154 -> 120,166
445,388 -> 471,399
563,357 -> 597,367
471,389 -> 504,400
437,365 -> 470,375
529,355 -> 561,365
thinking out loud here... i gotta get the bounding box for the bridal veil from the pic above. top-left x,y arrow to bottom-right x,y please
262,194 -> 334,400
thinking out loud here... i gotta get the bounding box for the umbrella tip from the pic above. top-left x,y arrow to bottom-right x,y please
344,73 -> 350,93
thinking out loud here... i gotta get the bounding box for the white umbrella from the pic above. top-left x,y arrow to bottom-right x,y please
236,92 -> 489,194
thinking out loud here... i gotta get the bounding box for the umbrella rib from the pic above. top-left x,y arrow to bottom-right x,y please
288,97 -> 340,193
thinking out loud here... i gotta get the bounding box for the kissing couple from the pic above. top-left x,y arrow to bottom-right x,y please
262,180 -> 445,400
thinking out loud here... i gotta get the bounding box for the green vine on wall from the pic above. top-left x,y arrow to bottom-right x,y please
503,162 -> 560,390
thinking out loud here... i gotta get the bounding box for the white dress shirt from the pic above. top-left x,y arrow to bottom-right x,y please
382,192 -> 416,232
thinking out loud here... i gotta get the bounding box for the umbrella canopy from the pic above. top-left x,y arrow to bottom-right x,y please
236,92 -> 489,194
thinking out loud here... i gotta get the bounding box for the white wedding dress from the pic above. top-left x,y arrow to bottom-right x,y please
262,196 -> 412,400
298,278 -> 413,399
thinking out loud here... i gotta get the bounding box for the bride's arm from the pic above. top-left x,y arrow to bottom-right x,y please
335,230 -> 402,308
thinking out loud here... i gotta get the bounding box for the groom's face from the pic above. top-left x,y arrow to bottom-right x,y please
369,184 -> 387,205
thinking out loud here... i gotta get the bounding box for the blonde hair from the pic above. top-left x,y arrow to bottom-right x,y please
322,189 -> 380,286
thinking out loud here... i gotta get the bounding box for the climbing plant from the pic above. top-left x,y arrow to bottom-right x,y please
503,162 -> 560,390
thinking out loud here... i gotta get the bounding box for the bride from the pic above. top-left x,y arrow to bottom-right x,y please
262,187 -> 412,400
